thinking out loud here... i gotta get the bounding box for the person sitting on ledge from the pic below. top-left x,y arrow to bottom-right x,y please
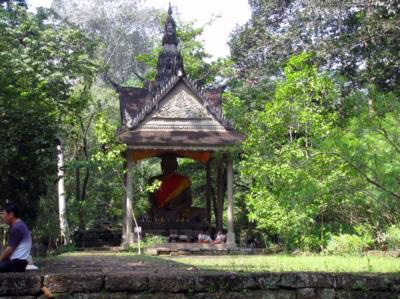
197,231 -> 205,243
148,154 -> 192,220
213,230 -> 226,244
204,233 -> 212,244
198,230 -> 212,243
0,203 -> 32,273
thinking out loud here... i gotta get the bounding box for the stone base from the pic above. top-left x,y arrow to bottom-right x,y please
145,243 -> 253,255
1,271 -> 399,298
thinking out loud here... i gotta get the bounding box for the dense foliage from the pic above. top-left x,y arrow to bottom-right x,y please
0,3 -> 97,225
225,0 -> 400,251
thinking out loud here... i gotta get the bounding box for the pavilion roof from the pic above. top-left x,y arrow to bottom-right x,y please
115,6 -> 243,151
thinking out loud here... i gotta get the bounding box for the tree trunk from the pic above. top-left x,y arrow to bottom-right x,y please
75,167 -> 85,230
57,139 -> 70,245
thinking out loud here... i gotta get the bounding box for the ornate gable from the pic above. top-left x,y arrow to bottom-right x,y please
138,80 -> 226,131
153,84 -> 209,119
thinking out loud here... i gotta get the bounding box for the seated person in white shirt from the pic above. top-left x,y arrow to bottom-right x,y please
0,203 -> 32,273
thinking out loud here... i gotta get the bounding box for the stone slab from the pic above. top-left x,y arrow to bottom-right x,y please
334,274 -> 393,291
43,273 -> 104,293
56,293 -> 128,299
148,274 -> 194,293
280,272 -> 333,288
105,274 -> 148,292
0,273 -> 41,296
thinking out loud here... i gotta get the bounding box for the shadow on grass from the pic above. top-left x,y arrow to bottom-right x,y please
34,252 -> 220,274
34,252 -> 400,274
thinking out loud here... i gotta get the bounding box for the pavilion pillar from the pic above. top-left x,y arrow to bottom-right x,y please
206,160 -> 212,232
216,158 -> 224,232
123,151 -> 134,248
226,154 -> 236,247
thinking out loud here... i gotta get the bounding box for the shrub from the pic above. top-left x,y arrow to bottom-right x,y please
382,225 -> 400,250
144,234 -> 167,247
49,244 -> 76,256
325,234 -> 371,256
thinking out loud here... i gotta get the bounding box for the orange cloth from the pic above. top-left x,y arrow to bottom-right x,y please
131,150 -> 210,163
156,173 -> 190,209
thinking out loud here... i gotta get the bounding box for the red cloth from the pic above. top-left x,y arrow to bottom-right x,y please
156,173 -> 190,208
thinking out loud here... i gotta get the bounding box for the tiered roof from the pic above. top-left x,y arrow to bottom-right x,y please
116,5 -> 243,151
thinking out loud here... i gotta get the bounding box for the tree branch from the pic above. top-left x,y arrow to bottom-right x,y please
309,152 -> 400,201
378,127 -> 400,155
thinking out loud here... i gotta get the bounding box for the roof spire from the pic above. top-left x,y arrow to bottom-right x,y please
155,4 -> 185,87
168,2 -> 172,16
162,3 -> 178,46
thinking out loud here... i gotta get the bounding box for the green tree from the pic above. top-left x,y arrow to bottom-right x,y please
321,88 -> 400,229
0,5 -> 97,224
240,52 -> 344,250
225,0 -> 400,250
229,0 -> 400,96
52,0 -> 161,83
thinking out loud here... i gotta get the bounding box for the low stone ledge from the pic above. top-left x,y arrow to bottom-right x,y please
0,296 -> 36,299
334,274 -> 394,292
55,293 -> 129,299
280,272 -> 334,289
228,274 -> 259,291
316,288 -> 335,299
335,290 -> 398,299
130,293 -> 188,299
0,273 -> 41,296
1,271 -> 400,297
194,273 -> 260,292
253,272 -> 281,289
43,273 -> 104,293
297,287 -> 317,299
105,273 -> 148,292
192,290 -> 296,299
194,273 -> 235,292
148,274 -> 194,293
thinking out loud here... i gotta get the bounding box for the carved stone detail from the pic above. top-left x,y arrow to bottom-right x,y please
153,89 -> 208,119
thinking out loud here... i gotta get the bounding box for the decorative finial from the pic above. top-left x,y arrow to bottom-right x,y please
162,4 -> 178,46
155,3 -> 185,87
168,3 -> 172,16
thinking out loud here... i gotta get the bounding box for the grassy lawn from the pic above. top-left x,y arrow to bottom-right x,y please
162,255 -> 400,273
45,252 -> 400,274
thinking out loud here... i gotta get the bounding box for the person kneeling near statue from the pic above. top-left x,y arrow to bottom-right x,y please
148,154 -> 192,221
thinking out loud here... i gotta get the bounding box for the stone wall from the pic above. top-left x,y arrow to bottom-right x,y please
1,271 -> 400,298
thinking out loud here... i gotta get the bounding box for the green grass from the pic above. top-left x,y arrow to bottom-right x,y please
42,251 -> 400,274
162,255 -> 400,273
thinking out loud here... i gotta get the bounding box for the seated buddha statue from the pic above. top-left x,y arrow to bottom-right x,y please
148,154 -> 192,221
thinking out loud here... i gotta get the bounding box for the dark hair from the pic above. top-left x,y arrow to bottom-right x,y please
4,203 -> 20,218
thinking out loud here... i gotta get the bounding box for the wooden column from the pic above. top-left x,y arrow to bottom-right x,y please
226,154 -> 236,247
216,157 -> 224,232
206,160 -> 212,232
123,151 -> 134,248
